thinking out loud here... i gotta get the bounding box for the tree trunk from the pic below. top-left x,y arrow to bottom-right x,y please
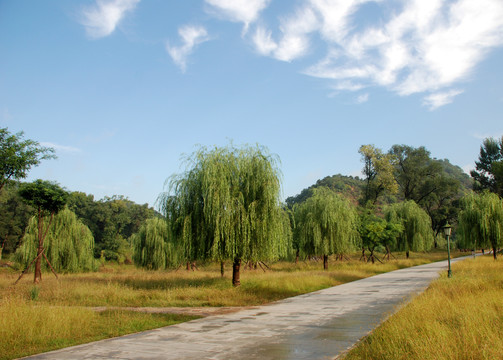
493,246 -> 497,260
232,258 -> 241,287
323,254 -> 328,270
406,250 -> 410,259
34,208 -> 44,284
220,261 -> 225,277
295,249 -> 299,264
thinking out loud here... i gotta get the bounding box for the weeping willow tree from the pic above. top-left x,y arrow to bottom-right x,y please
458,192 -> 503,259
293,187 -> 360,269
15,208 -> 95,273
132,217 -> 181,269
158,144 -> 289,286
384,200 -> 434,258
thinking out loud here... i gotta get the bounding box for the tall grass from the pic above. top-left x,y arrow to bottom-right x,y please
0,296 -> 198,360
343,256 -> 503,360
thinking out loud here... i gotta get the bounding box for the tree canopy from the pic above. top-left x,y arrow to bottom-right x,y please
470,136 -> 503,196
458,192 -> 503,259
0,128 -> 55,192
158,144 -> 288,286
384,200 -> 434,257
359,144 -> 398,204
294,187 -> 360,269
15,208 -> 96,273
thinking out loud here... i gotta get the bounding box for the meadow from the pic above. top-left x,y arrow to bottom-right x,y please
343,255 -> 503,360
0,251 -> 464,359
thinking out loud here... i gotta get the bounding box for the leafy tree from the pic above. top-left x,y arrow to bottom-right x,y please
359,207 -> 403,263
390,145 -> 443,203
158,144 -> 288,286
293,187 -> 360,269
66,192 -> 158,260
359,144 -> 398,205
458,192 -> 503,259
470,136 -> 503,196
17,180 -> 68,283
384,200 -> 434,258
132,217 -> 181,270
15,208 -> 95,272
0,128 -> 55,192
0,181 -> 33,258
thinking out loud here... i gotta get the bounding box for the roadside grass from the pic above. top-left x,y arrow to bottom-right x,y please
0,297 -> 198,360
343,255 -> 503,360
0,250 -> 465,359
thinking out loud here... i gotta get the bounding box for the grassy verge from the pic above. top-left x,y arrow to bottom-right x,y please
343,255 -> 503,360
0,250 -> 464,359
0,298 -> 198,360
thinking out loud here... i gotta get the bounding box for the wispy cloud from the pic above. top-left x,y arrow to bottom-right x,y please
423,89 -> 464,110
253,6 -> 318,62
166,25 -> 210,72
80,0 -> 139,39
41,142 -> 82,153
251,0 -> 503,109
355,93 -> 369,104
205,0 -> 270,34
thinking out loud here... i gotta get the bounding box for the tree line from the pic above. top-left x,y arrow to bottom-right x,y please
1,126 -> 503,286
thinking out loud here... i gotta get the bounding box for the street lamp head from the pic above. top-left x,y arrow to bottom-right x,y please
443,223 -> 452,237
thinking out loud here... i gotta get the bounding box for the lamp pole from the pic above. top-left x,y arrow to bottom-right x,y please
443,223 -> 452,278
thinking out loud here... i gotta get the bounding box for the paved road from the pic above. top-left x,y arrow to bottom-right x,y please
24,257 -> 466,360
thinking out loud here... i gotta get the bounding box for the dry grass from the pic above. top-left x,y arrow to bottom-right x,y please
343,255 -> 503,360
0,250 -> 466,359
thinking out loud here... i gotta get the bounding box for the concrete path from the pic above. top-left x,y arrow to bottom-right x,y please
24,257 -> 466,360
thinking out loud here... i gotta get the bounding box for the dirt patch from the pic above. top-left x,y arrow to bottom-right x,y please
91,306 -> 258,317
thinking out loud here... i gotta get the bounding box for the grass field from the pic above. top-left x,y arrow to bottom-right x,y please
343,255 -> 503,360
0,250 -> 465,359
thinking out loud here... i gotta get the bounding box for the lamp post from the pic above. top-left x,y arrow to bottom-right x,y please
443,223 -> 452,278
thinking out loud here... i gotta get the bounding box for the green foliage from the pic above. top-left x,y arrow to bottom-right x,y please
458,192 -> 503,257
132,218 -> 181,269
470,136 -> 503,196
359,144 -> 398,204
286,174 -> 363,208
384,200 -> 434,253
15,208 -> 96,272
293,187 -> 360,258
66,192 -> 158,260
359,207 -> 403,261
18,180 -> 68,215
158,144 -> 288,265
0,181 -> 33,255
0,128 -> 56,192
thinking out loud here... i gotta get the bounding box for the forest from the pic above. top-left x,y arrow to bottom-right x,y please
1,127 -> 503,287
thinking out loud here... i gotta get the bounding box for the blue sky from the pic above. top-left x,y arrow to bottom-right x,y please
1,0 -> 502,207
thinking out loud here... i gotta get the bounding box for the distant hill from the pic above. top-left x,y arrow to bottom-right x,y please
285,174 -> 364,208
285,159 -> 472,210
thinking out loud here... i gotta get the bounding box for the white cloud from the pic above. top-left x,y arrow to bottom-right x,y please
422,89 -> 464,110
252,6 -> 318,62
80,0 -> 140,39
40,142 -> 82,153
166,25 -> 210,72
252,0 -> 503,108
355,93 -> 369,104
205,0 -> 270,33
